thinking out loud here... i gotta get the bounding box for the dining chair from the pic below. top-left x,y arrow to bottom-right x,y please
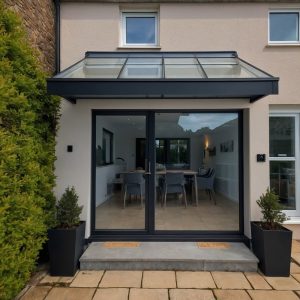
123,172 -> 145,208
196,168 -> 216,205
163,172 -> 187,208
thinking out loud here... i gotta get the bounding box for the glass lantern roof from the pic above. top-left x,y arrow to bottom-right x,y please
55,52 -> 272,80
47,51 -> 279,103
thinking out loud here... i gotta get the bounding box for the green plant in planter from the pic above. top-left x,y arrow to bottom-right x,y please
251,188 -> 292,276
256,188 -> 288,230
49,187 -> 86,276
56,187 -> 83,228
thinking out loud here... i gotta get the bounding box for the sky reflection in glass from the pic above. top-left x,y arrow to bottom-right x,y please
270,13 -> 299,42
126,17 -> 156,44
178,113 -> 238,132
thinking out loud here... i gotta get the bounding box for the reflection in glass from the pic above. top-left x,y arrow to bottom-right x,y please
270,12 -> 299,42
269,117 -> 295,157
126,17 -> 156,44
120,64 -> 162,78
155,113 -> 239,231
165,65 -> 205,78
270,161 -> 295,210
95,115 -> 146,230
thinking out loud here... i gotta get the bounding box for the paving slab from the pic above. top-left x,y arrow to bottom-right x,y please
247,290 -> 299,300
244,272 -> 272,289
80,242 -> 258,272
99,270 -> 142,288
45,287 -> 95,300
176,271 -> 216,288
292,240 -> 300,253
264,276 -> 300,290
129,288 -> 168,300
292,252 -> 300,265
143,271 -> 176,288
212,272 -> 252,289
291,262 -> 300,274
93,288 -> 129,300
58,271 -> 78,284
39,275 -> 61,285
169,289 -> 215,300
21,286 -> 51,300
70,270 -> 104,287
213,289 -> 251,300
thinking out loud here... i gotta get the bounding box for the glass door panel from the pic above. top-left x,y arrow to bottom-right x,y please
94,114 -> 147,230
154,112 -> 240,231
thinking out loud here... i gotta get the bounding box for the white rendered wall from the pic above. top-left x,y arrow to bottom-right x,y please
54,98 -> 268,238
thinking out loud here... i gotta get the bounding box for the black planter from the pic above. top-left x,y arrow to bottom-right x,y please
48,221 -> 86,276
38,240 -> 50,264
251,221 -> 292,277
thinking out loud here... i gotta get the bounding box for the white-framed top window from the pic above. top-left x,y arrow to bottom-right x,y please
269,11 -> 300,44
122,12 -> 158,46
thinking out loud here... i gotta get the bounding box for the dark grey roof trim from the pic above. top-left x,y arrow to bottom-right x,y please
47,51 -> 279,103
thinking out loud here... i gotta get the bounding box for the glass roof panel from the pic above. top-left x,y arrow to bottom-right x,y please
198,57 -> 238,65
54,52 -> 274,80
164,58 -> 198,65
120,64 -> 162,78
127,58 -> 162,64
165,64 -> 205,78
85,58 -> 126,65
202,64 -> 255,78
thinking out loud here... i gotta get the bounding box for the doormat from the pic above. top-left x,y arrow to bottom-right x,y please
103,242 -> 140,248
197,242 -> 230,249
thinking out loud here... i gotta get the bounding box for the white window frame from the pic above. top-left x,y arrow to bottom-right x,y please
268,10 -> 300,45
269,113 -> 300,217
121,12 -> 158,47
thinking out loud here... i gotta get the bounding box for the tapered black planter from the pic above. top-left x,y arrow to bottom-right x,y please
251,221 -> 292,277
48,221 -> 86,276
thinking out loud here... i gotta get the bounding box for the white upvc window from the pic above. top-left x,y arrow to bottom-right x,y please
269,113 -> 300,217
121,12 -> 158,47
268,10 -> 300,44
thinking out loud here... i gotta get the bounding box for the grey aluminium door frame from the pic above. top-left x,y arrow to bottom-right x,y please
90,109 -> 245,243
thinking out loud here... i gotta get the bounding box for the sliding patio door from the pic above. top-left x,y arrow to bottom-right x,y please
92,110 -> 242,238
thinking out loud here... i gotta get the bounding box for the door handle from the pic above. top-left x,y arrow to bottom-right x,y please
145,161 -> 151,175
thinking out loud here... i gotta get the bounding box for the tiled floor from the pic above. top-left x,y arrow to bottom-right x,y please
18,240 -> 300,300
95,191 -> 239,231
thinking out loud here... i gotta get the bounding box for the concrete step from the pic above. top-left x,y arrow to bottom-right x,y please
80,242 -> 258,272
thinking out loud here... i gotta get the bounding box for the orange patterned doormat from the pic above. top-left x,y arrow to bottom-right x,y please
197,242 -> 230,249
103,242 -> 141,248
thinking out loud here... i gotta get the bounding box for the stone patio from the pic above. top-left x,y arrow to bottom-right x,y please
17,240 -> 300,300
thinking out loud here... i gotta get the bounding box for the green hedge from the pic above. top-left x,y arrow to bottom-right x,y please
0,2 -> 60,299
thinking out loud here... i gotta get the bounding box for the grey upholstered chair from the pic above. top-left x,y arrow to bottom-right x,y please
163,172 -> 187,208
196,168 -> 216,205
123,172 -> 145,208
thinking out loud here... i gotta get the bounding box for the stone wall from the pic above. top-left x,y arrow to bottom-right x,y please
5,0 -> 56,74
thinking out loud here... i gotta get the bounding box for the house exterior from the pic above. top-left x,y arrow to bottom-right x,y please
48,0 -> 300,243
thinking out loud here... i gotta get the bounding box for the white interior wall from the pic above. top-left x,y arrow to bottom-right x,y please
203,118 -> 239,202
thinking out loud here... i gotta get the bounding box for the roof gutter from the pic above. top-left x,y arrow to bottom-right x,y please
54,0 -> 60,74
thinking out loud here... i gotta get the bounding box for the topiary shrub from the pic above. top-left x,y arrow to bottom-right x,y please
256,188 -> 288,230
56,187 -> 83,228
0,2 -> 60,299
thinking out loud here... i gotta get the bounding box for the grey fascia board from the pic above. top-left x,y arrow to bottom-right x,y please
47,77 -> 279,101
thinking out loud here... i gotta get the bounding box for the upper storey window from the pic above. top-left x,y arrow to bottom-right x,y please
122,12 -> 158,46
269,11 -> 300,44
